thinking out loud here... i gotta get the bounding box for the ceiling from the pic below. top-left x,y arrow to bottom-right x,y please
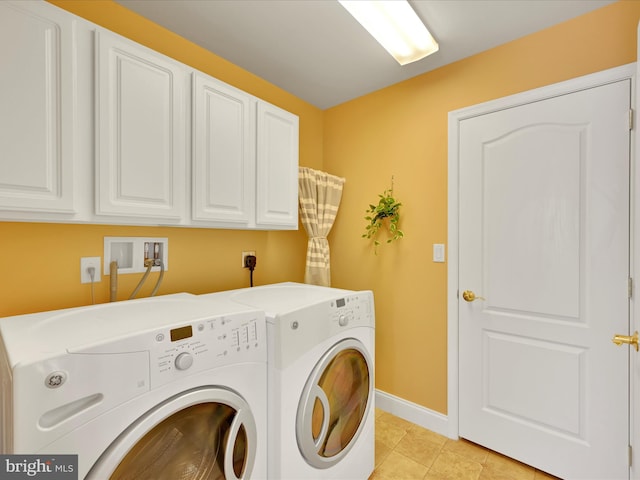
115,0 -> 615,110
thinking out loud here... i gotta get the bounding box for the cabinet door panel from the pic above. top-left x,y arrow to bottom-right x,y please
95,31 -> 186,221
256,102 -> 299,229
0,2 -> 75,214
192,73 -> 255,225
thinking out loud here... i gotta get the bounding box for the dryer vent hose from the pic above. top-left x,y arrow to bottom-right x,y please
110,261 -> 118,302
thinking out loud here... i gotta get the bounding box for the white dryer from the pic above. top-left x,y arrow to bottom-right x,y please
0,293 -> 267,480
203,283 -> 375,480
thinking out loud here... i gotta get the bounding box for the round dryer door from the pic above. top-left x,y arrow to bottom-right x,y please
296,338 -> 373,469
87,387 -> 256,480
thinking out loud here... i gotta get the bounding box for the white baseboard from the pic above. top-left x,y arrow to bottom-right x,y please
374,389 -> 455,439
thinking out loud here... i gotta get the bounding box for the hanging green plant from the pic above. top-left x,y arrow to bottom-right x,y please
362,182 -> 404,253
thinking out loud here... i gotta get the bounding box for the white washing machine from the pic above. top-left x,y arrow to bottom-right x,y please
0,293 -> 267,480
202,283 -> 375,480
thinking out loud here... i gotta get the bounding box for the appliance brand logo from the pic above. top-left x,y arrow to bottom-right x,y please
0,455 -> 77,480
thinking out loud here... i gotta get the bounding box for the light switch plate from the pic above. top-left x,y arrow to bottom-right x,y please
433,244 -> 445,263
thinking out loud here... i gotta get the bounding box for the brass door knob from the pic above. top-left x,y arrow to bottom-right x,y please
462,290 -> 485,302
612,331 -> 639,351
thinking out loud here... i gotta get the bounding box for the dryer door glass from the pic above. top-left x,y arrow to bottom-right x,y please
297,339 -> 373,469
88,388 -> 257,480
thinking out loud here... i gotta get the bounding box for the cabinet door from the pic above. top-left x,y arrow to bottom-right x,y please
255,102 -> 299,229
0,1 -> 76,215
95,31 -> 187,222
192,73 -> 255,225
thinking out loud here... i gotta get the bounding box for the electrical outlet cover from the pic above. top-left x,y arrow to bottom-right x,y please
81,257 -> 102,283
242,251 -> 256,267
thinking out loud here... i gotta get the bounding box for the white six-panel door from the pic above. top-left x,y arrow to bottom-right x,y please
453,73 -> 631,479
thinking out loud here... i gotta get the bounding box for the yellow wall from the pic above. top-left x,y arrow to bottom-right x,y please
0,0 -> 323,317
324,1 -> 640,414
3,1 -> 640,417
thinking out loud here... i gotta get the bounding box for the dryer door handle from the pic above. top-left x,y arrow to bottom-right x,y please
224,408 -> 252,480
310,384 -> 331,450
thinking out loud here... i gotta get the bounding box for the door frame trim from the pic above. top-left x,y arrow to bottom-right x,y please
447,64 -> 637,463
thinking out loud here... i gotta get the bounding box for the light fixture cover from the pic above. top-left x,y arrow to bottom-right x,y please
339,0 -> 439,65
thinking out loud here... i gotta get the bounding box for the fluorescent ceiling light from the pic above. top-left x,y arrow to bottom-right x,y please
339,0 -> 438,66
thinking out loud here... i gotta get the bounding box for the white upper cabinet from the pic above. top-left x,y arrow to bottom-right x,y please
0,2 -> 298,230
256,102 -> 299,229
192,73 -> 300,230
95,30 -> 188,223
0,1 -> 76,216
192,73 -> 256,226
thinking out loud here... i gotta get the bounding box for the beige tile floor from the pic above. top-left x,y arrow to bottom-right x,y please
370,409 -> 562,480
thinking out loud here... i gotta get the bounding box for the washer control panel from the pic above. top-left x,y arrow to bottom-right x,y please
150,311 -> 265,388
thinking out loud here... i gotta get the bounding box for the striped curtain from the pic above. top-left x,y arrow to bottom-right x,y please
298,167 -> 345,286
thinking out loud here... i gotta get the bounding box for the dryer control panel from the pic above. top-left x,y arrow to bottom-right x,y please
328,292 -> 375,334
272,290 -> 375,369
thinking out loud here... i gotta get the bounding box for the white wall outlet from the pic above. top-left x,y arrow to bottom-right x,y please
80,257 -> 102,284
242,251 -> 256,267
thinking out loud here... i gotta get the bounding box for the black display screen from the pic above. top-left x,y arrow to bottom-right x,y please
170,325 -> 193,342
336,298 -> 346,308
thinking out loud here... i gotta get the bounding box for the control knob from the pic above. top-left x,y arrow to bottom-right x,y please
175,352 -> 194,371
338,314 -> 349,327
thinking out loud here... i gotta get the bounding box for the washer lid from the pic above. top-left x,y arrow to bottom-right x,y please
0,294 -> 262,366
